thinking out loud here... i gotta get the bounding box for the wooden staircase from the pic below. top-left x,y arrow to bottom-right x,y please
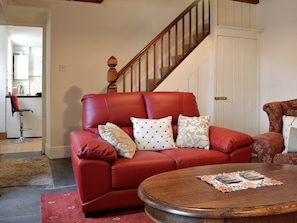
107,0 -> 210,93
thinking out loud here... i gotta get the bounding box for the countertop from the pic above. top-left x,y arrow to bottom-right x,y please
6,95 -> 42,98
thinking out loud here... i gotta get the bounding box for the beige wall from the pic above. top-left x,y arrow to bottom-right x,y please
0,0 -> 7,22
2,0 -> 297,157
1,0 -> 192,158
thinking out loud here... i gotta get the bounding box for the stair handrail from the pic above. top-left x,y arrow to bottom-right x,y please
107,0 -> 210,93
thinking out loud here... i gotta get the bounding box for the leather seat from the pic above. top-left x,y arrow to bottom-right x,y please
9,92 -> 33,143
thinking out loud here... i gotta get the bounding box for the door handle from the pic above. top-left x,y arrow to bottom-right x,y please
214,96 -> 227,100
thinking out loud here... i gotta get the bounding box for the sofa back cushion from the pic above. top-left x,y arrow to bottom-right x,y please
143,92 -> 200,138
81,92 -> 147,134
263,99 -> 297,133
281,99 -> 297,117
81,91 -> 200,139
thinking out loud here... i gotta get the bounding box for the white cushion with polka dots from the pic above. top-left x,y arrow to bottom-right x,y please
131,116 -> 176,151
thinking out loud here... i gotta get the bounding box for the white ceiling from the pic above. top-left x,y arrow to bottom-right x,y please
8,26 -> 43,47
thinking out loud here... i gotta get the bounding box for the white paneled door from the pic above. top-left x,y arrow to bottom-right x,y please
215,28 -> 260,136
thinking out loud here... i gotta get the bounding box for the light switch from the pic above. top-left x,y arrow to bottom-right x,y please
59,65 -> 66,72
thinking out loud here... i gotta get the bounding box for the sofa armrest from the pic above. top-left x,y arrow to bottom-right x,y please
69,130 -> 117,164
71,147 -> 112,204
209,126 -> 253,154
251,132 -> 284,163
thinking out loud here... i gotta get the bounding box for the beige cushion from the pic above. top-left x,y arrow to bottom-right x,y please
131,116 -> 176,150
282,115 -> 297,153
176,114 -> 211,149
98,122 -> 136,158
288,127 -> 297,153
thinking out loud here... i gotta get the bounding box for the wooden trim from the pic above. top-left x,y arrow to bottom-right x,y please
107,0 -> 211,93
73,0 -> 104,3
0,132 -> 7,140
231,0 -> 259,4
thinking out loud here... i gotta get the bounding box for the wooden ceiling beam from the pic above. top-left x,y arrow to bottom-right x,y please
72,0 -> 104,3
231,0 -> 259,4
71,0 -> 258,5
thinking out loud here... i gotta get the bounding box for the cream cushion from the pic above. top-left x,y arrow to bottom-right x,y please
282,115 -> 297,153
98,122 -> 136,158
131,116 -> 176,150
176,114 -> 211,150
288,127 -> 297,153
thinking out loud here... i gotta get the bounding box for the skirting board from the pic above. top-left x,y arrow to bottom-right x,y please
45,143 -> 71,159
0,132 -> 7,140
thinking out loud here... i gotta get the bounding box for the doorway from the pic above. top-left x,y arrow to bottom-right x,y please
1,25 -> 43,154
214,28 -> 260,136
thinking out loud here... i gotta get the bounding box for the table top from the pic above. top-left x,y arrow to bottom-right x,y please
138,163 -> 297,219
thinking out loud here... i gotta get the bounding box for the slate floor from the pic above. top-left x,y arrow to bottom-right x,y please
0,151 -> 76,223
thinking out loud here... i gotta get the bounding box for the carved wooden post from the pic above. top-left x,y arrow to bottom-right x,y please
107,56 -> 118,93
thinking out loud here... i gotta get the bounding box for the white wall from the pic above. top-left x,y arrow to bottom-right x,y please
0,25 -> 10,133
47,0 -> 193,158
0,26 -> 6,133
256,0 -> 297,132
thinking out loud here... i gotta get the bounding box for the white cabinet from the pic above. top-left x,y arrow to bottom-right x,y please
6,97 -> 42,138
29,47 -> 43,77
14,55 -> 29,79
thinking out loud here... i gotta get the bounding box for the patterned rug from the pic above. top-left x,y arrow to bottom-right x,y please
0,155 -> 53,187
41,190 -> 153,223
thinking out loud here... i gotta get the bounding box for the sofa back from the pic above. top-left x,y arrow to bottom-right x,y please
263,99 -> 297,133
81,92 -> 200,138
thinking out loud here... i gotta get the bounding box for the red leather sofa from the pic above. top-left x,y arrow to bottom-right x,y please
70,92 -> 253,216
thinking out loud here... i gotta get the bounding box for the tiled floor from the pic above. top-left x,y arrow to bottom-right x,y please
0,137 -> 42,154
0,138 -> 76,223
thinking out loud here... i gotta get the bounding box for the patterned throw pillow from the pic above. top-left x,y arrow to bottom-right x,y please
176,114 -> 211,150
282,115 -> 297,153
130,116 -> 176,150
98,122 -> 136,158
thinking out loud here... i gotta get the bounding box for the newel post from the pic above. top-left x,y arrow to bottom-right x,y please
107,56 -> 118,93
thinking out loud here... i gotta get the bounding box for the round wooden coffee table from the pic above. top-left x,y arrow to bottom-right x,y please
138,163 -> 297,223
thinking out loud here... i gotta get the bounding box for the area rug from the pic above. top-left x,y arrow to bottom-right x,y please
41,190 -> 154,223
0,155 -> 54,187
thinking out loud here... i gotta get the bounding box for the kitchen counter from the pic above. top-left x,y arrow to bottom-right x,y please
6,95 -> 42,98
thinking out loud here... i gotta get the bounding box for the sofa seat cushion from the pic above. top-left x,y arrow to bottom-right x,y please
273,153 -> 297,165
111,150 -> 175,189
160,148 -> 229,169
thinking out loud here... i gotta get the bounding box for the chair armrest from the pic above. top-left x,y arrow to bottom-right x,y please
263,102 -> 283,133
209,126 -> 253,153
69,130 -> 117,164
251,132 -> 284,163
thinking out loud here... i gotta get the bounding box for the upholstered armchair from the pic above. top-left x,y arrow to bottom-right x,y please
252,99 -> 297,164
